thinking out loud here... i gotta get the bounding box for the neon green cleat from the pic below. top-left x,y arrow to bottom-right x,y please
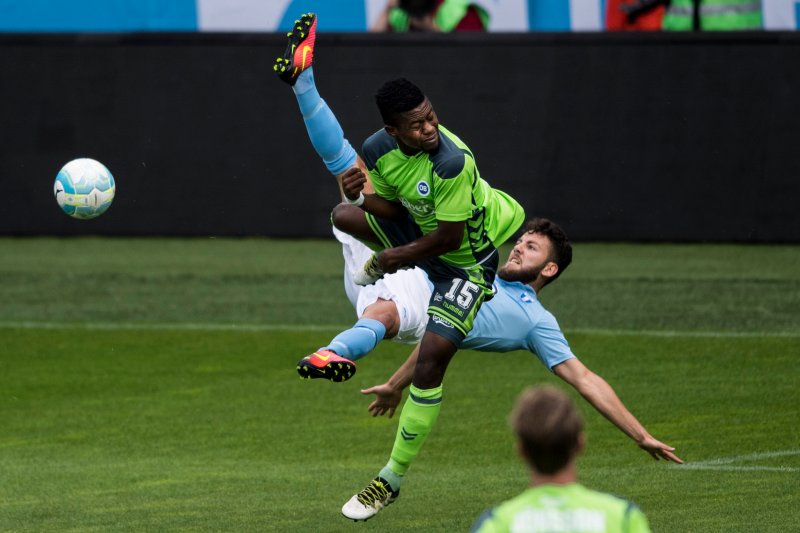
341,477 -> 400,521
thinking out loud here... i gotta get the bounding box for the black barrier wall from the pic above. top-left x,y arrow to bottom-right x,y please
1,32 -> 798,241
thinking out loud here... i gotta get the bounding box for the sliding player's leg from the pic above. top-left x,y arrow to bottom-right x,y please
296,211 -> 430,382
335,226 -> 429,347
275,13 -> 357,178
274,14 -> 386,382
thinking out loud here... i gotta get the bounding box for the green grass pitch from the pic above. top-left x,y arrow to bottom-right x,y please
1,237 -> 798,532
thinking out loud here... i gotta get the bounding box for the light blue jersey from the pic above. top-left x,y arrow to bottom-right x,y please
462,277 -> 576,371
337,230 -> 576,370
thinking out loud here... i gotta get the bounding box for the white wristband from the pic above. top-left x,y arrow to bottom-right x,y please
346,192 -> 365,207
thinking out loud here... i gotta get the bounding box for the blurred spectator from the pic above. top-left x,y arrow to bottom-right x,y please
607,0 -> 667,30
662,0 -> 762,30
371,0 -> 489,32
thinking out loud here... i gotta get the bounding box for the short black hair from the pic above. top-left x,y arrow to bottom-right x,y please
523,218 -> 572,285
375,78 -> 426,126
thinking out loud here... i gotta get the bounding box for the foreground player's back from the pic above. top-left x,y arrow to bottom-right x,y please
473,482 -> 651,533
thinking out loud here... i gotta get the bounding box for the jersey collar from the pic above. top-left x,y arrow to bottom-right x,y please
496,276 -> 538,302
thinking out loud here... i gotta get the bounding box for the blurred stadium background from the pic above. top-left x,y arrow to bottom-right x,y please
2,1 -> 799,241
1,1 -> 799,532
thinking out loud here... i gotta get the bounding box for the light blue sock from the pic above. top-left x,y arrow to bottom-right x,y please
292,68 -> 357,175
323,318 -> 386,361
378,465 -> 403,492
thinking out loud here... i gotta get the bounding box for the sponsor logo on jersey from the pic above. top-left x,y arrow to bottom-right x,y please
400,197 -> 435,217
431,315 -> 455,328
520,292 -> 533,304
442,301 -> 466,317
511,508 -> 606,532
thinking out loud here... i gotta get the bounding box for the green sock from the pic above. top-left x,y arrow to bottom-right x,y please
380,384 -> 443,490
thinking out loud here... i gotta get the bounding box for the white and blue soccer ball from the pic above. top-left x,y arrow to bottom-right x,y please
53,158 -> 116,219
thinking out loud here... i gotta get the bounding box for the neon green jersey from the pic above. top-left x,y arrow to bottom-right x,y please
362,124 -> 524,268
472,483 -> 652,533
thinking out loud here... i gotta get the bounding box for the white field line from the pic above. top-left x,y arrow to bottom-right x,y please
679,465 -> 798,472
674,450 -> 800,473
0,321 -> 345,332
568,328 -> 800,339
0,321 -> 797,338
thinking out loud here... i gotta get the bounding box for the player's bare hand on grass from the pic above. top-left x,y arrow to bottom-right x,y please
638,436 -> 683,464
362,383 -> 402,417
340,167 -> 367,202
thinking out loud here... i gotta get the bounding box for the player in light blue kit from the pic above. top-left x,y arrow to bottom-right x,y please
334,217 -> 683,519
339,218 -> 681,463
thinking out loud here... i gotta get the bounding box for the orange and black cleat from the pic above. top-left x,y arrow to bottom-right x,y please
273,12 -> 317,86
297,349 -> 356,382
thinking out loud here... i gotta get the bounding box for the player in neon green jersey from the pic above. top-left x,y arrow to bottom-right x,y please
335,78 -> 524,333
275,15 -> 525,521
472,385 -> 652,533
334,80 -> 526,521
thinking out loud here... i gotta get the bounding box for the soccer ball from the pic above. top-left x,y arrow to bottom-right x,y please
53,158 -> 116,219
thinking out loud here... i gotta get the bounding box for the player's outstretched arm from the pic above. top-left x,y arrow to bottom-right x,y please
361,345 -> 419,417
636,435 -> 684,464
554,358 -> 684,464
